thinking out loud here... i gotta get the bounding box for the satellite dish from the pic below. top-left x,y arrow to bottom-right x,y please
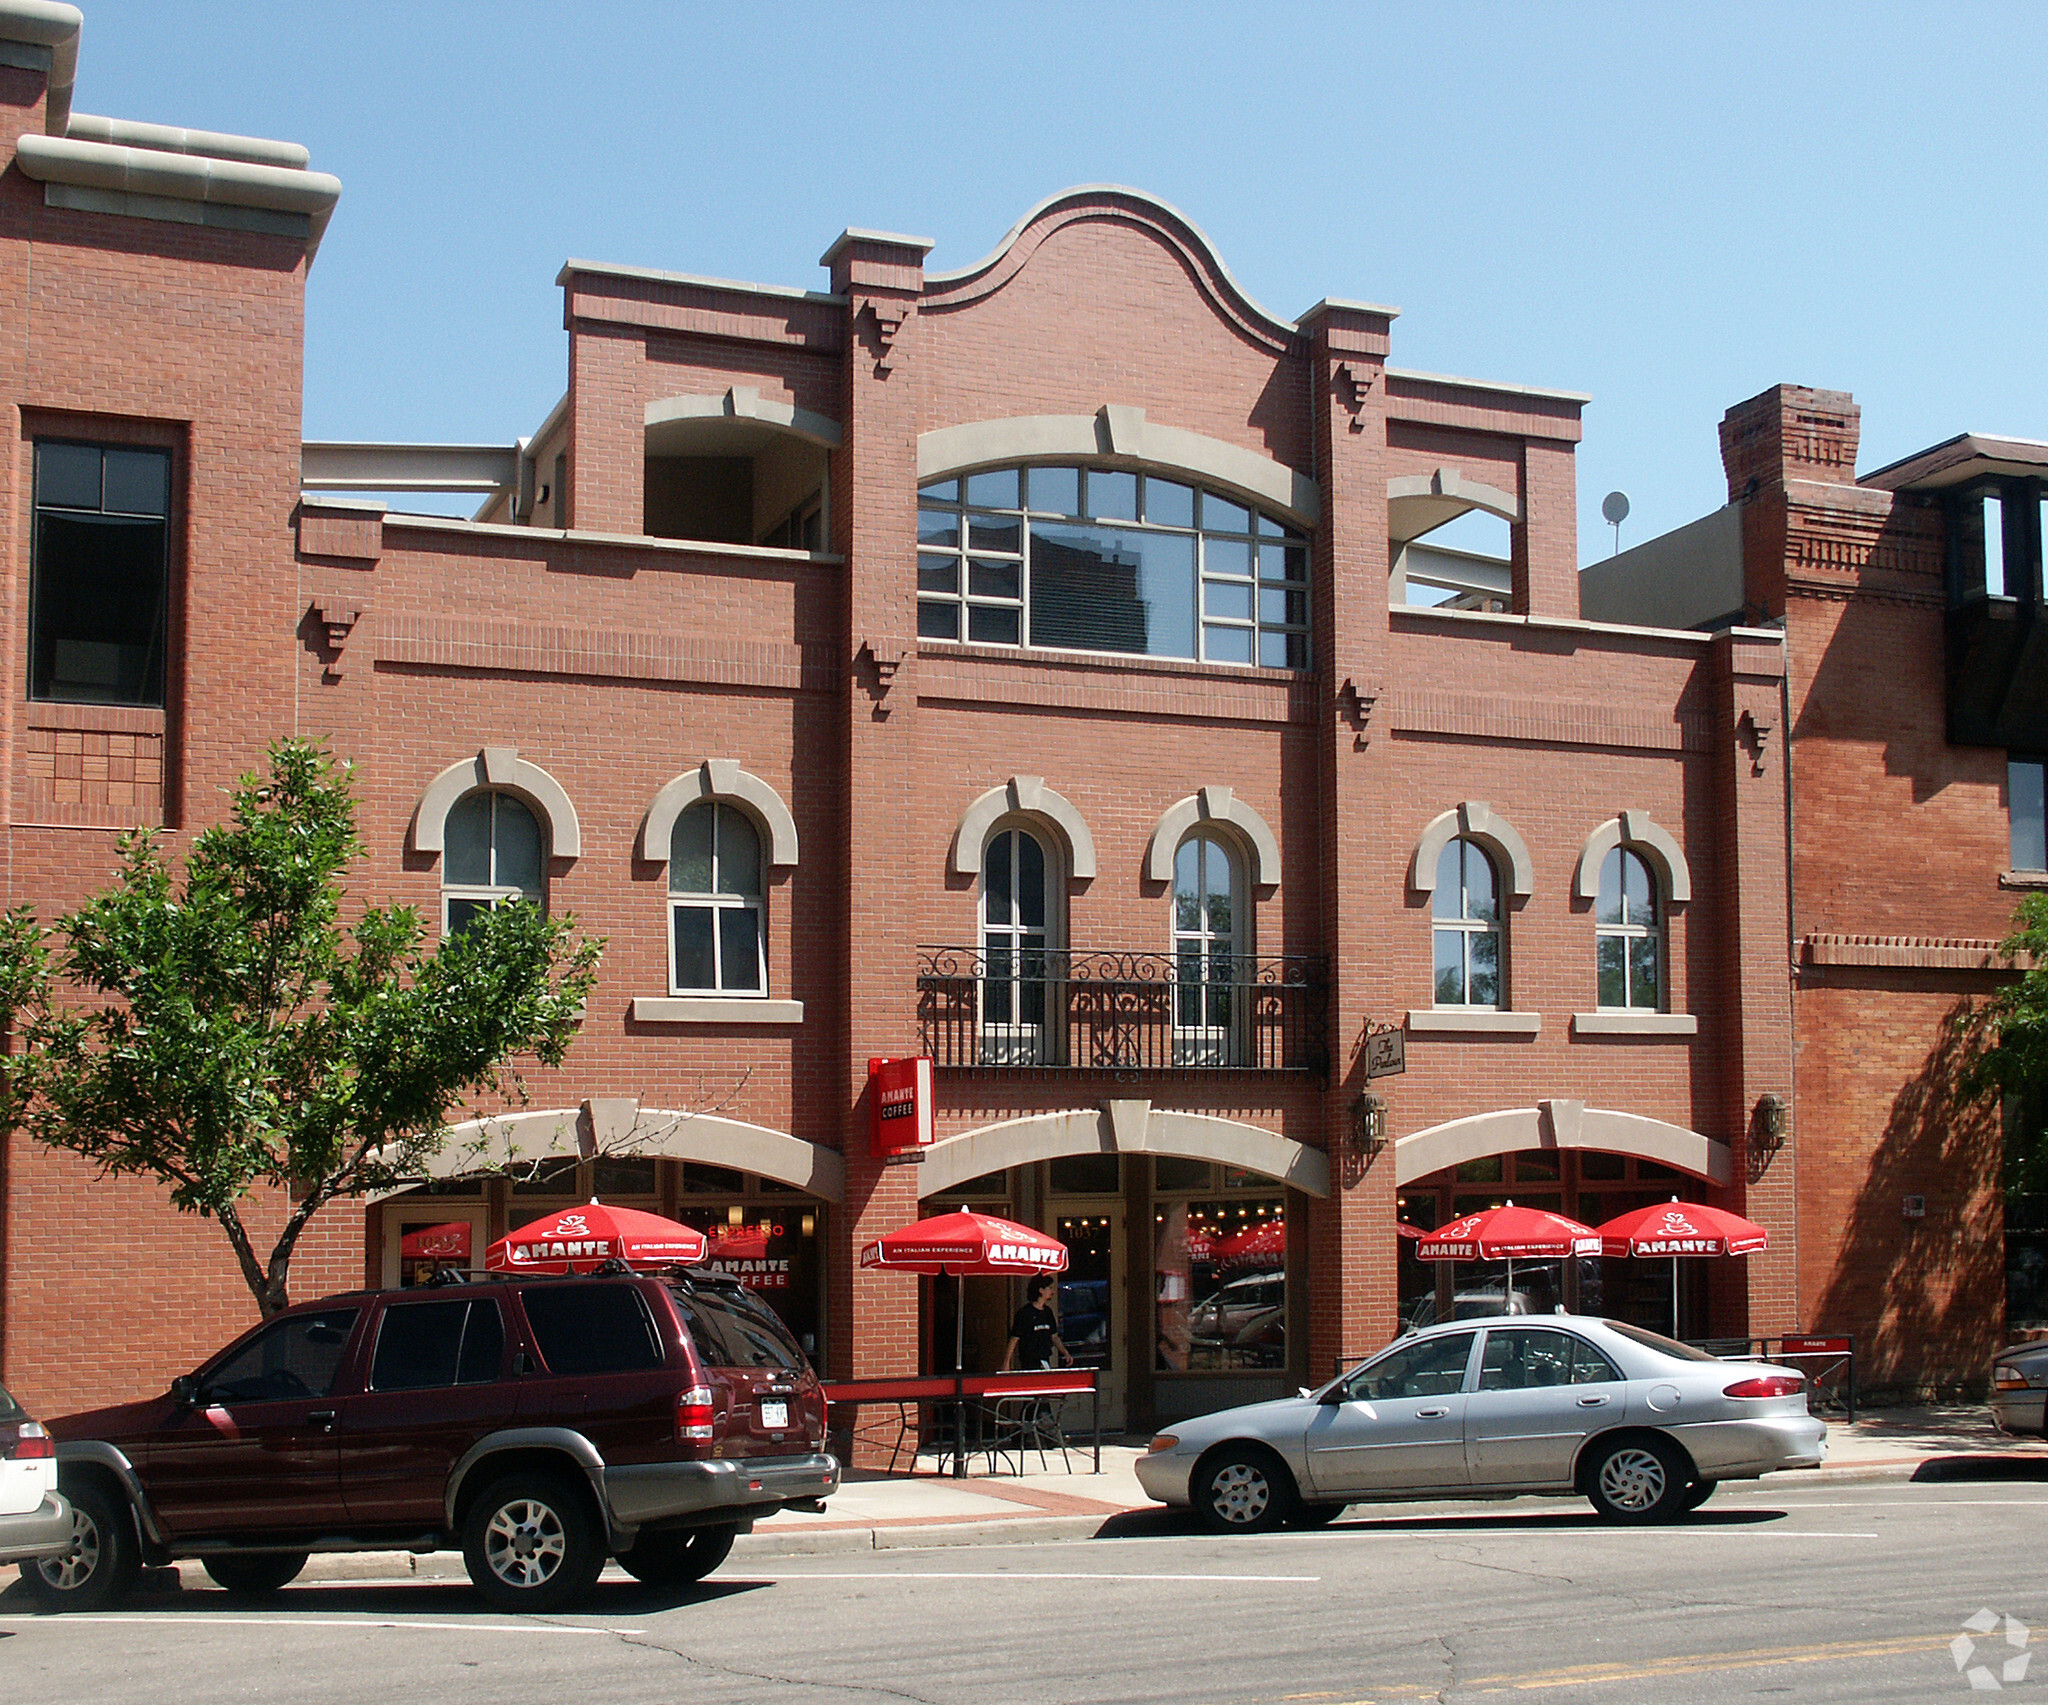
1601,491 -> 1631,525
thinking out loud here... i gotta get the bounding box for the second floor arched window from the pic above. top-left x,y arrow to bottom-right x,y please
670,801 -> 765,994
982,825 -> 1054,1064
1174,832 -> 1242,1063
1432,838 -> 1501,1007
443,790 -> 545,935
1595,846 -> 1662,1010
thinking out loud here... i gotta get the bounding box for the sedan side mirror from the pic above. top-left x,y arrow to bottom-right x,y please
171,1374 -> 201,1407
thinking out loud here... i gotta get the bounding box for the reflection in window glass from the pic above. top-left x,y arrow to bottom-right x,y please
443,791 -> 545,936
916,468 -> 1309,668
670,802 -> 765,994
31,441 -> 172,706
1594,847 -> 1661,1009
1432,839 -> 1501,1007
1156,1197 -> 1285,1372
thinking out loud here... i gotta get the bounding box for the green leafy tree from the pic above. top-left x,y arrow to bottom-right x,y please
1955,892 -> 2048,1199
0,739 -> 602,1315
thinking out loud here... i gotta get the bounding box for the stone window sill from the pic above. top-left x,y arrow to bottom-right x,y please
1404,1009 -> 1542,1035
1571,1011 -> 1698,1037
630,997 -> 804,1025
2000,870 -> 2048,891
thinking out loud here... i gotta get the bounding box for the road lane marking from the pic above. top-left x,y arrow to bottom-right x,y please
0,1615 -> 609,1635
754,1570 -> 1321,1582
1460,1630 -> 1952,1692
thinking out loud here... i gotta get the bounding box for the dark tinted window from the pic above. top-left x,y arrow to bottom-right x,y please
1604,1320 -> 1720,1363
1478,1328 -> 1619,1391
31,441 -> 172,706
203,1309 -> 360,1403
668,1285 -> 805,1371
371,1299 -> 505,1391
520,1284 -> 664,1375
0,1383 -> 23,1422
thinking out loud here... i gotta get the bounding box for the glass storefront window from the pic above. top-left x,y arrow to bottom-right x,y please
1049,1154 -> 1120,1195
1156,1197 -> 1285,1372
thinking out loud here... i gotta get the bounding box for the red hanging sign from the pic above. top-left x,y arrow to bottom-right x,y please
868,1056 -> 934,1160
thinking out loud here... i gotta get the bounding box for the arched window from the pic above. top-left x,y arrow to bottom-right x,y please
916,467 -> 1310,668
1433,838 -> 1501,1007
982,826 -> 1053,1064
443,790 -> 545,935
670,802 -> 765,995
1595,846 -> 1662,1010
1174,833 -> 1242,1065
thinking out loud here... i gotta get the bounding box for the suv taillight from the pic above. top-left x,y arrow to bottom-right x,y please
676,1385 -> 716,1441
1723,1375 -> 1803,1399
4,1421 -> 53,1460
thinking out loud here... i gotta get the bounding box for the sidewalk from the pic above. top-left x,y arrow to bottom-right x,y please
252,1403 -> 2048,1586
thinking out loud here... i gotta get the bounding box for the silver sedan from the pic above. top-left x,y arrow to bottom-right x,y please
1136,1315 -> 1826,1531
1991,1340 -> 2048,1437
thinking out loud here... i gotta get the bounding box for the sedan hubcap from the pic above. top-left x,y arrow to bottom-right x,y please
1599,1448 -> 1667,1511
484,1498 -> 566,1587
37,1505 -> 101,1591
1210,1463 -> 1270,1524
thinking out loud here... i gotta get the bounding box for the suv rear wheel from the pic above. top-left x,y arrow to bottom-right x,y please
22,1480 -> 140,1612
618,1524 -> 737,1591
462,1471 -> 606,1612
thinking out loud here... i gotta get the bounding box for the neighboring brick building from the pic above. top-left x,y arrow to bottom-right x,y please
2,3 -> 1844,1430
1584,385 -> 2043,1394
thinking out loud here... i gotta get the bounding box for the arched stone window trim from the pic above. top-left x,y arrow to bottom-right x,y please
1394,1100 -> 1730,1188
1573,810 -> 1690,905
916,406 -> 1318,530
641,760 -> 799,869
1410,801 -> 1535,900
949,776 -> 1097,883
917,1101 -> 1329,1198
412,748 -> 581,860
645,388 -> 843,450
1144,786 -> 1280,889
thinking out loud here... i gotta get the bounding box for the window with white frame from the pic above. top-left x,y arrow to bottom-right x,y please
443,791 -> 545,935
916,466 -> 1309,668
981,825 -> 1052,1064
670,802 -> 765,995
1174,833 -> 1243,1064
1594,846 -> 1662,1010
1433,838 -> 1501,1007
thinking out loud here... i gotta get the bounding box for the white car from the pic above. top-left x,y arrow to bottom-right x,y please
1137,1315 -> 1826,1530
0,1382 -> 72,1568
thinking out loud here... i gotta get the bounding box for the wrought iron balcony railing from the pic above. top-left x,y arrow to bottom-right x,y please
916,946 -> 1328,1077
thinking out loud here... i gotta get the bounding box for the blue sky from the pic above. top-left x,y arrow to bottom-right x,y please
68,1 -> 2048,561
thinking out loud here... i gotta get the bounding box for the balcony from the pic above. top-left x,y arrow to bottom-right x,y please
916,946 -> 1328,1078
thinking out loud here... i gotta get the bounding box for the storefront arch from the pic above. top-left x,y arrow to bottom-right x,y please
1394,1100 -> 1730,1188
920,1101 -> 1328,1197
371,1097 -> 844,1201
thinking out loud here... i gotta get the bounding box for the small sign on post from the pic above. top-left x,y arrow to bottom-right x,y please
868,1056 -> 934,1162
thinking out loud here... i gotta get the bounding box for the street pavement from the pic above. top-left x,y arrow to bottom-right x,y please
5,1471 -> 2047,1703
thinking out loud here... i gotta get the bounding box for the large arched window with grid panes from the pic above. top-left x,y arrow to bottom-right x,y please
669,801 -> 766,995
1173,832 -> 1244,1065
1432,838 -> 1502,1007
442,790 -> 545,935
981,825 -> 1055,1064
917,467 -> 1309,668
1595,846 -> 1662,1010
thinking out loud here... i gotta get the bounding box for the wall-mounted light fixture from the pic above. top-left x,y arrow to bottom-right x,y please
1352,1092 -> 1389,1161
1755,1093 -> 1789,1151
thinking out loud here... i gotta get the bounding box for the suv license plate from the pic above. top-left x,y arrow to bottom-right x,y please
760,1401 -> 789,1429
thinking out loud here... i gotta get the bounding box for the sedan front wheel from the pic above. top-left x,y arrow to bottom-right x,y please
1194,1447 -> 1295,1534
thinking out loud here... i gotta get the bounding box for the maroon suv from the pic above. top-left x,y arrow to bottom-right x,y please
26,1268 -> 837,1612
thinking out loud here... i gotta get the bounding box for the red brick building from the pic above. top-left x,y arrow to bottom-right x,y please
0,3 -> 1865,1429
1585,385 -> 2042,1394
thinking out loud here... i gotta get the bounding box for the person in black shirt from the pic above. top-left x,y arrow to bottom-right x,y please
1000,1274 -> 1072,1371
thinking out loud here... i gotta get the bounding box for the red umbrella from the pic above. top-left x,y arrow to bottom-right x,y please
861,1210 -> 1067,1372
1397,1221 -> 1425,1242
1414,1201 -> 1599,1304
486,1199 -> 709,1274
1594,1198 -> 1769,1337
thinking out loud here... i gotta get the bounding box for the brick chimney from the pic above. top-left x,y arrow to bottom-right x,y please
1719,385 -> 1860,501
